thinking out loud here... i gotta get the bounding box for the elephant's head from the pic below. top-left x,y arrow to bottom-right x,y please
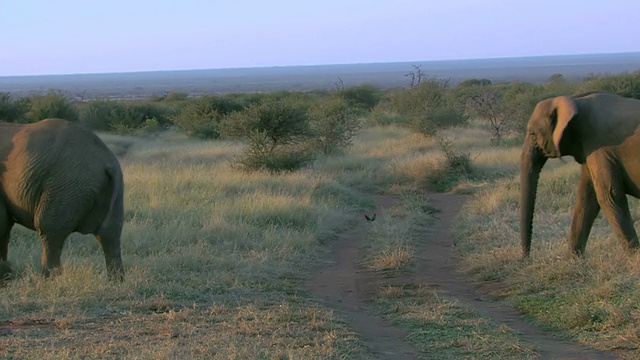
520,96 -> 578,257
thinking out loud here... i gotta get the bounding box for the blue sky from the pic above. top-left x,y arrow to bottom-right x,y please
0,0 -> 638,76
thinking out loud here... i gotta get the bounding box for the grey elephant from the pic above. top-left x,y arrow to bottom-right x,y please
520,91 -> 640,257
0,118 -> 125,281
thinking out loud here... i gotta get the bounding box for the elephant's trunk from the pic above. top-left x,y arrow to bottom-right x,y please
520,136 -> 548,257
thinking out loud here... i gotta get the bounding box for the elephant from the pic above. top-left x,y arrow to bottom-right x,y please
0,118 -> 125,281
520,91 -> 640,257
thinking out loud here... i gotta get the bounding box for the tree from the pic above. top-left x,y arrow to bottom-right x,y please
405,64 -> 427,87
466,90 -> 511,144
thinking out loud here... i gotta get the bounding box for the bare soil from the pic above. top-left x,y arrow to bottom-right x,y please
307,192 -> 619,359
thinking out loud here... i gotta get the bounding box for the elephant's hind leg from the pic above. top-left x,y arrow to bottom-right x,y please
95,231 -> 124,282
0,205 -> 15,281
95,207 -> 124,281
95,190 -> 125,282
590,159 -> 640,252
38,232 -> 69,277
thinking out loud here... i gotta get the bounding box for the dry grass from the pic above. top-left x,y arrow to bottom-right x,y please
0,125 -> 554,359
454,126 -> 640,356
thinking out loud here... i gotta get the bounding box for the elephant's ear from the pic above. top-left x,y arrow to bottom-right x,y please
551,96 -> 578,152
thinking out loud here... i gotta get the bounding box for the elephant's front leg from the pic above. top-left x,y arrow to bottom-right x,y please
590,160 -> 640,252
568,165 -> 601,255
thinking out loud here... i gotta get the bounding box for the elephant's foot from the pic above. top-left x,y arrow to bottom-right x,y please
0,260 -> 12,285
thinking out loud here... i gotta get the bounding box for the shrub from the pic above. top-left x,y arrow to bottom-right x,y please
309,97 -> 361,155
81,100 -> 117,130
367,102 -> 402,126
457,78 -> 493,87
460,81 -> 576,142
336,84 -> 382,111
426,135 -> 475,192
222,96 -> 315,171
172,95 -> 244,139
222,97 -> 311,143
26,91 -> 79,122
392,79 -> 468,137
488,82 -> 551,137
438,136 -> 474,176
237,130 -> 316,172
580,71 -> 640,99
0,92 -> 29,122
163,92 -> 189,102
467,91 -> 507,144
81,100 -> 173,131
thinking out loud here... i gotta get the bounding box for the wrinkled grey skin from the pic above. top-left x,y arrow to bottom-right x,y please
0,118 -> 124,281
520,92 -> 640,257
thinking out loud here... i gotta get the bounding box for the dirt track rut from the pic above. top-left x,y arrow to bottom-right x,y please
307,192 -> 618,359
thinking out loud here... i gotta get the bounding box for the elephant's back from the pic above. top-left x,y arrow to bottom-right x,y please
16,118 -> 121,169
1,119 -> 122,226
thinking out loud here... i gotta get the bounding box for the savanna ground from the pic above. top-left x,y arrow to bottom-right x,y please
1,118 -> 639,359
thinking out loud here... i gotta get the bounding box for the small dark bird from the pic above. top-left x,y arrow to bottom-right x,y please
365,213 -> 376,222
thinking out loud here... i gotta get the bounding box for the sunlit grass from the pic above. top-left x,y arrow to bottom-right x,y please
361,194 -> 432,274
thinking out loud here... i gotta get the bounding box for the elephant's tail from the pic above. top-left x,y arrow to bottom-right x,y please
98,163 -> 125,234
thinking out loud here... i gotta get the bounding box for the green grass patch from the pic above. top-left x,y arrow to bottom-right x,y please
371,284 -> 538,359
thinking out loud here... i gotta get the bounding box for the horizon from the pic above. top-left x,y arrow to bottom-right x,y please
1,1 -> 639,77
2,52 -> 638,99
2,51 -> 638,79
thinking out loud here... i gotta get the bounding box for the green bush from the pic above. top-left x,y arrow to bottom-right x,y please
162,92 -> 189,102
392,79 -> 468,137
222,97 -> 311,142
580,71 -> 640,99
367,102 -> 402,126
222,96 -> 315,172
26,91 -> 79,122
426,135 -> 475,192
81,100 -> 173,131
499,82 -> 565,136
337,84 -> 382,111
172,95 -> 244,139
0,92 -> 29,122
457,78 -> 493,87
309,97 -> 361,155
237,130 -> 316,172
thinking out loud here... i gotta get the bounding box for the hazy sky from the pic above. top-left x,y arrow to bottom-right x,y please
1,0 -> 638,76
